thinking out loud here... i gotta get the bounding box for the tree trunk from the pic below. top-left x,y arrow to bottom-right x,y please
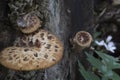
0,0 -> 94,80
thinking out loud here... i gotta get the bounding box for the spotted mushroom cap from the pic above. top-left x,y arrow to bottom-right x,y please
73,31 -> 93,49
0,29 -> 64,71
17,13 -> 42,34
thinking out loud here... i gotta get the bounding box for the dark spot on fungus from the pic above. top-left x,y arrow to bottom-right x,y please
11,48 -> 16,50
40,33 -> 44,38
29,49 -> 33,51
22,36 -> 26,40
55,49 -> 58,52
48,36 -> 53,40
18,60 -> 21,63
7,49 -> 10,50
42,38 -> 44,40
9,57 -> 13,60
16,57 -> 19,60
35,39 -> 41,48
55,45 -> 59,48
28,37 -> 30,41
44,54 -> 48,59
23,57 -> 29,61
24,48 -> 29,52
42,42 -> 46,45
52,59 -> 56,61
36,65 -> 39,67
45,44 -> 51,49
16,43 -> 20,47
34,53 -> 38,57
20,67 -> 22,70
32,58 -> 35,59
29,41 -> 33,46
9,51 -> 12,53
13,54 -> 17,57
32,33 -> 35,36
21,42 -> 26,46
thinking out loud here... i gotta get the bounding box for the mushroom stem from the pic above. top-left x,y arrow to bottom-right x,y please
71,31 -> 93,51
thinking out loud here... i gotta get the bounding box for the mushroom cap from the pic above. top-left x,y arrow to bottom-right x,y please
0,29 -> 64,71
73,31 -> 92,48
17,13 -> 42,34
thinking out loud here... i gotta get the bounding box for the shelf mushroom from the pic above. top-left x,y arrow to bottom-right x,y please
17,12 -> 42,34
72,31 -> 93,50
0,29 -> 64,71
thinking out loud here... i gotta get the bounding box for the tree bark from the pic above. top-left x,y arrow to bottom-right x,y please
0,0 -> 94,80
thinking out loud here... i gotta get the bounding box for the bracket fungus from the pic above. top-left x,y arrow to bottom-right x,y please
17,13 -> 42,34
72,31 -> 93,50
0,29 -> 63,70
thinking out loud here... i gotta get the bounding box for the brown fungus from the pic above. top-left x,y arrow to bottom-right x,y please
72,31 -> 93,50
17,13 -> 42,34
0,29 -> 64,71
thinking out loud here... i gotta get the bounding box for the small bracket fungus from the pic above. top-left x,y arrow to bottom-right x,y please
72,31 -> 93,50
17,13 -> 42,34
0,30 -> 64,71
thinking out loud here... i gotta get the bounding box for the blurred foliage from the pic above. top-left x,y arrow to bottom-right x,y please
78,50 -> 120,80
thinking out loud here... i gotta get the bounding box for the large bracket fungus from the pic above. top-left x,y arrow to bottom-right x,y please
71,31 -> 93,50
0,0 -> 64,71
0,13 -> 64,71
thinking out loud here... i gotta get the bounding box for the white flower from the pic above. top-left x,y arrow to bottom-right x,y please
106,35 -> 112,42
106,42 -> 116,53
95,35 -> 116,53
95,40 -> 105,46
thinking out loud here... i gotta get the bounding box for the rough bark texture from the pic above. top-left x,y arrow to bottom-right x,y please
0,0 -> 94,80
